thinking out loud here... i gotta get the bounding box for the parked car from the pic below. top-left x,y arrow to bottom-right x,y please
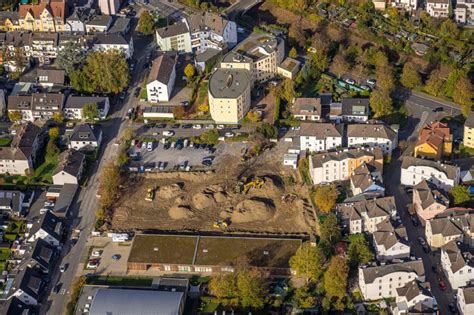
40,208 -> 49,214
205,124 -> 214,129
360,85 -> 371,91
438,280 -> 446,290
119,92 -> 126,100
146,142 -> 153,151
432,107 -> 443,112
344,78 -> 355,85
163,130 -> 174,137
112,254 -> 121,261
182,124 -> 192,129
411,216 -> 419,226
91,250 -> 102,257
171,124 -> 180,129
448,302 -> 457,313
367,78 -> 376,85
202,160 -> 212,166
53,283 -> 62,294
193,124 -> 202,129
217,124 -> 225,129
87,259 -> 100,269
141,141 -> 147,149
60,264 -> 68,273
422,245 -> 430,253
418,237 -> 426,246
237,27 -> 245,33
134,87 -> 141,97
225,132 -> 234,138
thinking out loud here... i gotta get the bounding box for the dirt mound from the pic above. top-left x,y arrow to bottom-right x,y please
169,205 -> 193,220
157,184 -> 183,199
231,199 -> 275,223
192,192 -> 215,209
213,192 -> 228,203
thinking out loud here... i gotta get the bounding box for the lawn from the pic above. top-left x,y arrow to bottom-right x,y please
0,248 -> 10,261
0,137 -> 12,147
199,296 -> 220,312
456,144 -> 474,157
86,276 -> 153,287
197,80 -> 209,106
33,155 -> 58,184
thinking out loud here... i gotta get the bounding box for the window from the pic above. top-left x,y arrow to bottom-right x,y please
163,265 -> 171,271
178,265 -> 190,272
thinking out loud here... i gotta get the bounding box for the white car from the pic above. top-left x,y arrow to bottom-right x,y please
193,124 -> 202,130
163,130 -> 174,137
344,78 -> 355,85
91,250 -> 102,257
217,125 -> 225,130
225,132 -> 235,138
237,27 -> 245,33
147,142 -> 153,151
40,208 -> 49,214
367,78 -> 376,85
205,124 -> 214,129
44,200 -> 54,207
141,141 -> 147,149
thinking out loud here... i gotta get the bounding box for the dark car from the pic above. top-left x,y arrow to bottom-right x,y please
432,107 -> 443,112
53,283 -> 62,294
119,92 -> 126,100
411,216 -> 419,226
422,245 -> 430,253
432,265 -> 438,273
182,124 -> 192,129
156,123 -> 166,128
448,302 -> 457,313
171,124 -> 180,129
134,87 -> 141,97
200,143 -> 207,149
202,160 -> 212,166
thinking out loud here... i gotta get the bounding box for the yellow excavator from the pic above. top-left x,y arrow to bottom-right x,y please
145,187 -> 155,201
213,220 -> 229,229
235,177 -> 265,194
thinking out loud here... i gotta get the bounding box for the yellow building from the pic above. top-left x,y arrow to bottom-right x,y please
464,111 -> 474,149
18,0 -> 66,32
0,12 -> 20,31
414,121 -> 452,159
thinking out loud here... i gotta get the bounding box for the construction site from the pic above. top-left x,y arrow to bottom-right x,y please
110,145 -> 316,236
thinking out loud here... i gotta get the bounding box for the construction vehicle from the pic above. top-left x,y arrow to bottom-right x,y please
281,193 -> 297,203
213,220 -> 229,229
145,187 -> 155,201
235,177 -> 265,194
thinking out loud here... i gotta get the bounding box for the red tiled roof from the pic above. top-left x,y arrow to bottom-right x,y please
19,0 -> 65,19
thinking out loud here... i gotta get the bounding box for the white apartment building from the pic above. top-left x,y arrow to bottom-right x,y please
188,12 -> 237,53
299,122 -> 343,153
391,280 -> 437,315
373,219 -> 411,261
455,0 -> 474,25
69,124 -> 102,151
155,22 -> 192,53
347,123 -> 398,156
441,241 -> 474,289
425,212 -> 474,248
391,0 -> 418,11
400,156 -> 460,190
93,33 -> 134,59
457,286 -> 474,315
358,260 -> 425,301
146,52 -> 177,103
291,98 -> 321,121
63,96 -> 110,120
427,0 -> 450,18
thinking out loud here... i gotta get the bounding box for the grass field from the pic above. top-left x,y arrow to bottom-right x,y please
0,137 -> 12,147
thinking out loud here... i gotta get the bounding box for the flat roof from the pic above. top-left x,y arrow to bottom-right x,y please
208,68 -> 250,99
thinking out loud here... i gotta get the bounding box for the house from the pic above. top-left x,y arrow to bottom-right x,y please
208,68 -> 251,124
85,14 -> 112,33
8,93 -> 65,121
391,280 -> 437,315
347,123 -> 398,155
425,211 -> 474,248
69,124 -> 102,151
22,238 -> 56,274
89,288 -> 185,315
127,234 -> 301,276
414,121 -> 452,159
457,285 -> 474,315
18,0 -> 66,32
358,260 -> 425,301
427,0 -> 450,18
337,196 -> 396,234
308,146 -> 383,185
277,57 -> 301,80
350,162 -> 385,198
19,67 -> 65,87
291,98 -> 322,121
194,48 -> 222,72
64,7 -> 96,33
400,156 -> 460,190
0,12 -> 20,31
372,0 -> 386,10
441,240 -> 474,289
63,95 -> 110,120
391,0 -> 418,11
283,153 -> 298,169
146,52 -> 178,103
155,22 -> 192,53
98,0 -> 120,15
0,122 -> 41,175
464,112 -> 474,149
109,17 -> 131,35
411,42 -> 430,56
93,33 -> 134,59
455,0 -> 474,25
0,297 -> 36,315
299,122 -> 343,152
373,218 -> 410,261
9,267 -> 45,306
187,12 -> 237,52
0,190 -> 25,216
52,150 -> 85,185
412,180 -> 449,224
329,98 -> 370,123
27,210 -> 62,246
0,31 -> 32,72
30,32 -> 58,63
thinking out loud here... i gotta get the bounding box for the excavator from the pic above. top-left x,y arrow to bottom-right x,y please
235,177 -> 265,194
213,220 -> 229,229
145,187 -> 155,201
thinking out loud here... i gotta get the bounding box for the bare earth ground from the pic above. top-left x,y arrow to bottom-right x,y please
110,143 -> 316,235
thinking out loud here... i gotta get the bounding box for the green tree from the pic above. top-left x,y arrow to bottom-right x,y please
56,41 -> 85,74
199,129 -> 219,144
425,69 -> 445,97
319,214 -> 341,248
236,269 -> 267,310
347,234 -> 373,266
99,163 -> 121,209
323,256 -> 349,311
332,53 -> 349,78
83,102 -> 99,121
450,185 -> 471,206
400,62 -> 422,89
312,184 -> 338,213
246,111 -> 260,123
8,110 -> 22,123
209,272 -> 239,307
445,68 -> 464,97
256,123 -> 277,139
439,19 -> 460,39
48,127 -> 60,139
120,128 -> 135,142
370,90 -> 393,118
70,69 -> 95,93
293,285 -> 316,308
137,10 -> 156,35
280,79 -> 297,103
184,63 -> 196,80
52,112 -> 64,124
46,139 -> 59,160
289,242 -> 326,282
452,76 -> 473,117
310,48 -> 329,73
289,47 -> 298,59
376,66 -> 396,93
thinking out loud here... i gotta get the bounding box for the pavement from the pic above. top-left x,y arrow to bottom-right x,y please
224,0 -> 261,20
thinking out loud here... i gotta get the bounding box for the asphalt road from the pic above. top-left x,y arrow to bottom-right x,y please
144,0 -> 187,21
224,0 -> 261,20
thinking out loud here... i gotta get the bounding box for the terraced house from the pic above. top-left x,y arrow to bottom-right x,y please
347,123 -> 398,156
18,0 -> 66,32
425,211 -> 474,248
8,93 -> 65,122
414,121 -> 452,159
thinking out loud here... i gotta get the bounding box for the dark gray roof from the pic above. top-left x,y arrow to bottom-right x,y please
441,240 -> 474,273
52,184 -> 78,218
156,22 -> 189,38
29,211 -> 62,241
396,280 -> 432,303
187,12 -> 229,35
208,68 -> 251,99
401,156 -> 460,181
0,190 -> 24,213
374,218 -> 408,251
0,123 -> 41,162
70,124 -> 102,142
195,48 -> 221,63
86,14 -> 112,27
428,212 -> 474,237
31,93 -> 65,111
319,93 -> 332,106
25,239 -> 56,272
148,52 -> 177,85
89,289 -> 184,315
31,32 -> 58,45
20,67 -> 65,85
292,98 -> 321,116
2,297 -> 36,315
361,260 -> 425,284
0,11 -> 19,23
64,95 -> 108,110
94,33 -> 128,45
12,267 -> 44,302
341,98 -> 370,117
350,162 -> 384,194
53,149 -> 85,177
109,17 -> 131,34
338,196 -> 396,222
465,112 -> 474,128
347,123 -> 397,141
310,147 -> 383,169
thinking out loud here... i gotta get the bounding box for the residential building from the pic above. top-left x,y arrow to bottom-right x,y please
18,0 -> 66,32
400,156 -> 460,190
308,146 -> 383,185
0,297 -> 36,315
187,12 -> 237,52
208,68 -> 251,124
347,123 -> 398,155
457,285 -> 474,315
89,288 -> 185,315
98,0 -> 120,15
391,281 -> 437,315
412,180 -> 449,224
27,210 -> 62,246
0,190 -> 25,215
147,52 -> 177,103
63,95 -> 110,120
30,32 -> 58,63
68,124 -> 102,151
329,98 -> 370,123
127,234 -> 301,276
299,122 -> 343,152
194,48 -> 222,72
350,162 -> 385,198
414,121 -> 452,159
108,17 -> 131,35
455,0 -> 474,25
9,267 -> 45,306
52,150 -> 85,185
427,0 -> 450,18
8,93 -> 65,121
22,238 -> 56,274
85,14 -> 112,33
425,211 -> 474,248
0,12 -> 20,31
155,22 -> 192,53
93,33 -> 134,59
64,7 -> 96,33
372,0 -> 387,10
19,67 -> 65,87
391,0 -> 418,11
358,260 -> 425,300
337,196 -> 396,234
283,153 -> 298,169
277,57 -> 301,80
291,98 -> 321,121
464,111 -> 474,148
220,34 -> 284,84
0,122 -> 41,175
440,241 -> 474,289
373,218 -> 410,261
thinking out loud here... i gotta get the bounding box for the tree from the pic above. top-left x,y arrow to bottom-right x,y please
450,185 -> 471,206
439,19 -> 460,39
310,48 -> 329,73
332,53 -> 349,78
70,69 -> 94,93
370,90 -> 393,118
199,129 -> 219,144
46,139 -> 59,160
281,79 -> 297,103
289,22 -> 305,48
236,269 -> 267,310
289,47 -> 298,59
256,123 -> 277,139
323,256 -> 349,311
8,110 -> 22,123
120,128 -> 135,142
376,66 -> 396,93
48,127 -> 60,139
425,69 -> 445,97
83,102 -> 99,121
137,10 -> 155,36
319,214 -> 341,247
289,242 -> 326,282
312,184 -> 338,213
198,104 -> 209,113
184,63 -> 195,80
172,106 -> 185,119
445,68 -> 464,97
347,234 -> 373,266
293,285 -> 316,308
452,76 -> 473,117
209,272 -> 239,307
52,112 -> 64,124
400,62 -> 422,89
246,111 -> 260,123
99,163 -> 121,209
56,41 -> 85,74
